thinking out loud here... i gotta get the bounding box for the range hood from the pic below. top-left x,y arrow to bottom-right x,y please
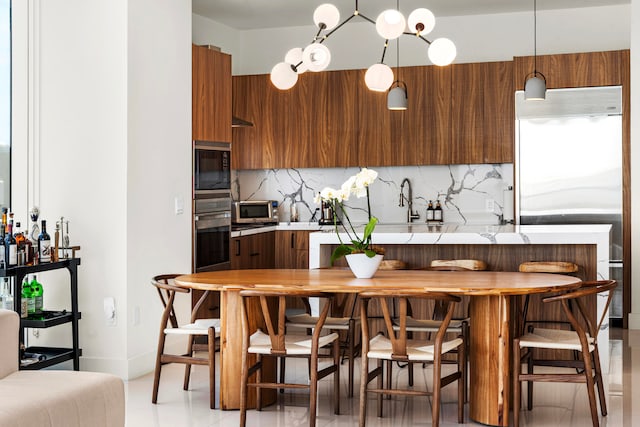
232,116 -> 254,128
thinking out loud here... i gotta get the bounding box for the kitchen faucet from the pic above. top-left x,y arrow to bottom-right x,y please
399,178 -> 420,223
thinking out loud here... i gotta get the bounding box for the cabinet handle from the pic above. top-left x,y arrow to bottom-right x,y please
250,252 -> 260,257
291,233 -> 295,249
235,240 -> 240,256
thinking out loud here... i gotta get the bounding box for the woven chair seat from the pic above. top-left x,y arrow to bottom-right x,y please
164,318 -> 221,336
367,333 -> 463,362
286,313 -> 356,330
248,329 -> 339,355
518,327 -> 595,352
394,316 -> 466,333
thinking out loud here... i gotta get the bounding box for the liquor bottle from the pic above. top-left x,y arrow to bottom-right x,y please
38,220 -> 51,263
30,275 -> 43,314
0,278 -> 12,310
434,200 -> 443,222
5,220 -> 17,267
14,222 -> 25,250
426,200 -> 435,222
21,278 -> 35,315
0,224 -> 5,269
1,207 -> 6,230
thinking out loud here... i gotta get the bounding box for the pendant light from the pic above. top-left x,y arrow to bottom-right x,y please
388,38 -> 407,111
524,0 -> 546,100
270,1 -> 456,91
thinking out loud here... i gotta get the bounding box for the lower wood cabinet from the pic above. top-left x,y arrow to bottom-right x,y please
275,230 -> 310,269
231,232 -> 276,270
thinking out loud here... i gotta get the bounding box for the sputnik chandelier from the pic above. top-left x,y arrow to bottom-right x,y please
270,1 -> 457,96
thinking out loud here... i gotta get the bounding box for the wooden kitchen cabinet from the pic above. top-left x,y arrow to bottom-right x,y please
232,60 -> 515,169
450,61 -> 514,164
450,62 -> 484,164
482,61 -> 514,163
192,45 -> 232,142
231,74 -> 274,169
390,65 -> 452,165
231,232 -> 276,270
275,230 -> 310,269
322,70 -> 359,167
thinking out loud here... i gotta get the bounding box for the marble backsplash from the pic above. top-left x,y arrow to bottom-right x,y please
232,164 -> 514,225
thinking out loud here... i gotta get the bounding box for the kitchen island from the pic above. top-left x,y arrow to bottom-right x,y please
309,223 -> 611,426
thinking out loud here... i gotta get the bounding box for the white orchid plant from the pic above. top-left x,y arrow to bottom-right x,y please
314,168 -> 384,265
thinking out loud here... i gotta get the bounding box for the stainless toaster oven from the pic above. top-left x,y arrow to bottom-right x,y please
232,200 -> 279,224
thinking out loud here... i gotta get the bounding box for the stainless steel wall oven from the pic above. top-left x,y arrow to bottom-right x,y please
193,195 -> 231,272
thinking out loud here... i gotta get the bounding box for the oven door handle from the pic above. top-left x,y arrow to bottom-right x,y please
195,212 -> 231,229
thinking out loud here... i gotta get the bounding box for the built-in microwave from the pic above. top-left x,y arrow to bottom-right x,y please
232,200 -> 279,224
193,141 -> 231,196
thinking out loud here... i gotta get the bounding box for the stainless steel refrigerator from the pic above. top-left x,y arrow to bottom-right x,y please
515,86 -> 623,322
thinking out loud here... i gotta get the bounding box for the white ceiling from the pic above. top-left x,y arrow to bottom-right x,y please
192,0 -> 629,30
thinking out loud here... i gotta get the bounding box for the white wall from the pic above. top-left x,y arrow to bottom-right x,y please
11,0 -> 192,378
126,0 -> 193,378
13,0 -> 130,374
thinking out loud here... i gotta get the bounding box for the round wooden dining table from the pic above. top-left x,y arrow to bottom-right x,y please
175,268 -> 581,426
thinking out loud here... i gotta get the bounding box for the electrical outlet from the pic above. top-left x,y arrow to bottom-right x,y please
485,199 -> 495,212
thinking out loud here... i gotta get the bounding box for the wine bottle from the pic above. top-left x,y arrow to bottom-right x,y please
5,221 -> 17,267
0,224 -> 5,269
434,200 -> 443,222
38,220 -> 51,263
30,275 -> 43,314
426,200 -> 434,222
21,278 -> 35,315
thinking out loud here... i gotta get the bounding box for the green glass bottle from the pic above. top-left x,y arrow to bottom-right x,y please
21,278 -> 35,315
30,275 -> 43,314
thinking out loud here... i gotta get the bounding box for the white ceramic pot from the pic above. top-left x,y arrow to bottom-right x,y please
345,253 -> 384,279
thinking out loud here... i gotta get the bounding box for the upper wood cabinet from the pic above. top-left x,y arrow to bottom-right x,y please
192,45 -> 232,143
232,60 -> 515,169
483,61 -> 514,164
450,61 -> 514,164
390,65 -> 452,165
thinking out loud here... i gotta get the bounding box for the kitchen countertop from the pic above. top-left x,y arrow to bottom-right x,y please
231,221 -> 332,237
309,222 -> 612,272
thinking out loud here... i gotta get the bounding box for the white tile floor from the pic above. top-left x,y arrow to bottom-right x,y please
125,328 -> 640,426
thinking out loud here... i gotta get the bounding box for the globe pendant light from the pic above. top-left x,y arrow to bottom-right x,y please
524,0 -> 546,100
270,62 -> 298,90
285,48 -> 308,74
269,1 -> 457,91
313,3 -> 340,30
302,43 -> 331,72
407,8 -> 435,36
365,63 -> 394,92
428,38 -> 456,66
375,9 -> 406,40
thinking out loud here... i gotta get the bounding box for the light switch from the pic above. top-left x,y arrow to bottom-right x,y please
175,196 -> 184,215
